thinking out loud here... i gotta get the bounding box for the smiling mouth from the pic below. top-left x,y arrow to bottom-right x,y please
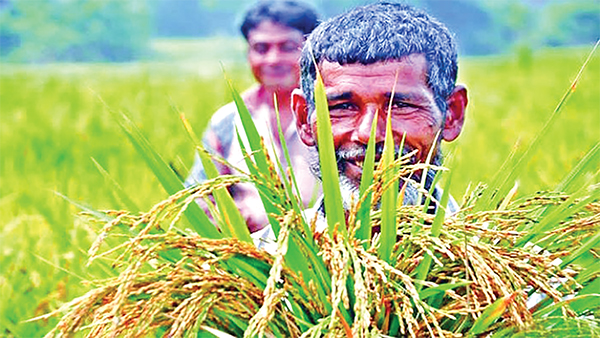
348,150 -> 418,171
263,66 -> 292,75
347,157 -> 381,170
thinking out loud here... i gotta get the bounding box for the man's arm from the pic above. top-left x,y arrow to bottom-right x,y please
182,100 -> 270,233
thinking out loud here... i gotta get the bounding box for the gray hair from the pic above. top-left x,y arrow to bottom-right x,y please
299,2 -> 458,115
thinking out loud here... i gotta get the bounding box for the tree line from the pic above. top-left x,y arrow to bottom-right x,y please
0,0 -> 597,62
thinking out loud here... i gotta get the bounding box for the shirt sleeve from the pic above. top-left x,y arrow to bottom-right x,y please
184,104 -> 237,188
183,151 -> 207,188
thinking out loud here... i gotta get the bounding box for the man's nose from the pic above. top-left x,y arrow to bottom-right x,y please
352,106 -> 385,144
264,48 -> 281,63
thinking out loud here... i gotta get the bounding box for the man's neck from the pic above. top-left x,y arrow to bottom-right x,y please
258,85 -> 295,137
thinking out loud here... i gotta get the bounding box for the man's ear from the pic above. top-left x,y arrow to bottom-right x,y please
292,88 -> 316,146
442,84 -> 468,142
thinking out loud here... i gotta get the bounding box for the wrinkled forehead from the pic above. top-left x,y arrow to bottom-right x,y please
318,55 -> 428,81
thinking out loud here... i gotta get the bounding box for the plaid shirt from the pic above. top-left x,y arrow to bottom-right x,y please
185,96 -> 320,232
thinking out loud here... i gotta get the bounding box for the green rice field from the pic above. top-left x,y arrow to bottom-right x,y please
1,43 -> 599,336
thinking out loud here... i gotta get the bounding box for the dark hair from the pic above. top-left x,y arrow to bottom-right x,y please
300,2 -> 458,114
240,0 -> 319,40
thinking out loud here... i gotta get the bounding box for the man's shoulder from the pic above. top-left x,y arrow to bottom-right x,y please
208,102 -> 238,128
207,84 -> 261,127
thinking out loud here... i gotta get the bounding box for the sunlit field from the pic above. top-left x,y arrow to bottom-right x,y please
1,42 -> 598,336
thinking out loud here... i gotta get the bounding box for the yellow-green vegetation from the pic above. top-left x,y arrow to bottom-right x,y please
449,47 -> 600,198
0,46 -> 598,337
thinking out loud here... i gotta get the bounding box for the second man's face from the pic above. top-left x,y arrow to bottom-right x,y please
247,20 -> 304,91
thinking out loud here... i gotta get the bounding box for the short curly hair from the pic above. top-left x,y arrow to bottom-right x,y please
300,2 -> 458,115
240,0 -> 319,40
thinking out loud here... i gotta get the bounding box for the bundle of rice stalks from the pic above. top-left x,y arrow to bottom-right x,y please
39,49 -> 600,337
38,164 -> 600,337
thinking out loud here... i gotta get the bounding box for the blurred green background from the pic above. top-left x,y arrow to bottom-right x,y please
1,0 -> 599,336
1,0 -> 599,61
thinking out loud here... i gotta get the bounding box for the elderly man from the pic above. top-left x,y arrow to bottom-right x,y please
290,2 -> 468,226
185,0 -> 320,234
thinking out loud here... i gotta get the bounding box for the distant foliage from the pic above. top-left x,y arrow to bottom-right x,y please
422,0 -> 599,55
0,0 -> 150,62
0,0 -> 597,62
423,0 -> 508,55
539,1 -> 600,47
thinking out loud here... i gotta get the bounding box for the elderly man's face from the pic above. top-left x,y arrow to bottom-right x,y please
247,20 -> 304,91
293,54 -> 467,192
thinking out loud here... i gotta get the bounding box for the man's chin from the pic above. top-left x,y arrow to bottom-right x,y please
312,163 -> 423,210
261,76 -> 295,90
338,174 -> 361,209
340,162 -> 364,187
338,172 -> 421,209
309,145 -> 441,211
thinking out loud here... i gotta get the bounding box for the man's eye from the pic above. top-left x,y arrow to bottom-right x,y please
391,101 -> 418,113
392,101 -> 410,109
328,103 -> 358,118
252,43 -> 269,54
328,102 -> 355,111
280,41 -> 300,53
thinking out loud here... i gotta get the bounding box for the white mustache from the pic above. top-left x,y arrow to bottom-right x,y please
335,144 -> 417,165
309,144 -> 442,209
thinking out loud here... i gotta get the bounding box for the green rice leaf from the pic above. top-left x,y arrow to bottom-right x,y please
312,70 -> 352,323
572,278 -> 600,314
432,169 -> 452,237
355,111 -> 378,245
224,255 -> 269,290
468,292 -> 519,336
232,109 -> 333,315
234,130 -> 282,232
288,231 -> 333,311
518,178 -> 600,246
263,143 -> 336,322
272,94 -> 313,238
414,168 -> 452,288
176,106 -> 250,242
196,146 -> 252,243
199,326 -> 237,338
378,112 -> 398,263
421,165 -> 444,217
556,142 -> 600,194
212,309 -> 248,336
91,157 -> 140,211
112,109 -> 220,239
228,80 -> 284,238
533,294 -> 600,318
314,71 -> 347,237
419,281 -> 471,300
574,259 -> 600,286
54,191 -> 113,223
560,223 -> 600,269
225,78 -> 270,176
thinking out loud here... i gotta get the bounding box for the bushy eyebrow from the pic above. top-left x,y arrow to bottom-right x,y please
326,92 -> 425,102
385,92 -> 423,101
326,92 -> 353,101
